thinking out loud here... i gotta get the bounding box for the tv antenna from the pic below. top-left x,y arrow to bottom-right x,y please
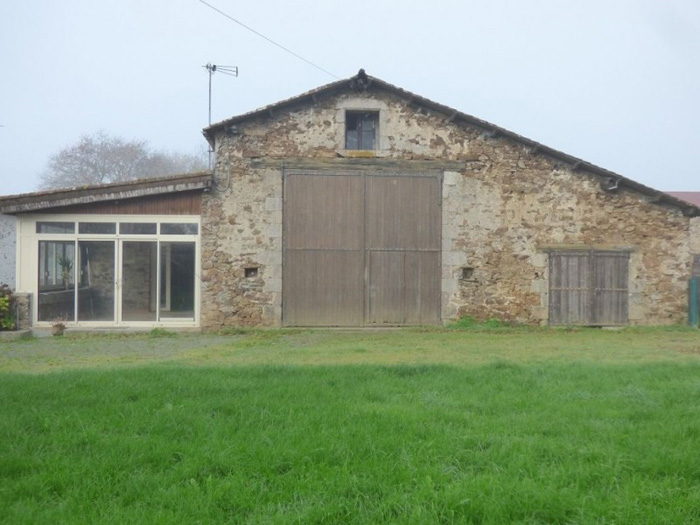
203,63 -> 238,168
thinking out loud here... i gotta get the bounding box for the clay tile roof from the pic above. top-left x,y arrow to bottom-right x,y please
0,172 -> 213,214
203,69 -> 700,218
667,192 -> 700,207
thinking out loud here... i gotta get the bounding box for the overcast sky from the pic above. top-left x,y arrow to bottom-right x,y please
1,0 -> 699,196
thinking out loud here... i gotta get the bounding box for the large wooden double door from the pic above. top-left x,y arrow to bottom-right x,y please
282,171 -> 441,326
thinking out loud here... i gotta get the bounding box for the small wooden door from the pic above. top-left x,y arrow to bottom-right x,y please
549,251 -> 629,325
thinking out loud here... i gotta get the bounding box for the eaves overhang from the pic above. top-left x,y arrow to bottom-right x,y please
0,172 -> 213,214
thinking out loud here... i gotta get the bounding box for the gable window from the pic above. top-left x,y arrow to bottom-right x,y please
345,111 -> 378,150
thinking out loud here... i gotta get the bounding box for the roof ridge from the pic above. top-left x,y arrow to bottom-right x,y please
202,69 -> 700,217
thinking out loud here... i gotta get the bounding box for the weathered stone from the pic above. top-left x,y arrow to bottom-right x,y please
200,85 -> 698,327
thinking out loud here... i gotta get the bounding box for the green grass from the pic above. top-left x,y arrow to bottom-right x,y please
2,327 -> 700,523
2,325 -> 700,373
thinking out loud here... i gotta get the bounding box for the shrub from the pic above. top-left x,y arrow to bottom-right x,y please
0,283 -> 16,331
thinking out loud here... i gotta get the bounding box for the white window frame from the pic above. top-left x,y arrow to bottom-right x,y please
17,214 -> 201,328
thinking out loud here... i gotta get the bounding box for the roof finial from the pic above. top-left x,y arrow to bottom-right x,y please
352,68 -> 371,91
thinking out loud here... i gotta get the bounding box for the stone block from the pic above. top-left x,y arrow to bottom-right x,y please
443,251 -> 467,266
267,224 -> 282,238
442,278 -> 457,293
530,253 -> 547,268
265,197 -> 282,211
442,302 -> 458,320
443,171 -> 461,186
530,279 -> 548,294
441,265 -> 453,279
531,306 -> 548,320
264,278 -> 282,293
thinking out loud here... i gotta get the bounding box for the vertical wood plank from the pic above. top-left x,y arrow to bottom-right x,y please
283,173 -> 364,326
283,171 -> 441,326
549,250 -> 629,326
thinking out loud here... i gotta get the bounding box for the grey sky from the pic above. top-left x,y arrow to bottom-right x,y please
1,0 -> 699,196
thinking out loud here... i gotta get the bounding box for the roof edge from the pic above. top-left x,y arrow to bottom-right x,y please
202,70 -> 700,217
0,172 -> 213,214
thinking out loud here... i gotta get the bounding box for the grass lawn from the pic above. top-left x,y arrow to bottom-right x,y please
2,326 -> 700,523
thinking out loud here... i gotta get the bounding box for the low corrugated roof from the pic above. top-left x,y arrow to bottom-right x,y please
203,69 -> 699,217
0,172 -> 213,214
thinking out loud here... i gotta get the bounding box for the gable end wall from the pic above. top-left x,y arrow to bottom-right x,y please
201,88 -> 693,327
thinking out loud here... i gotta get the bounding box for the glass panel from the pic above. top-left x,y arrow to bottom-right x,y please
345,129 -> 358,149
78,241 -> 115,322
159,242 -> 196,319
362,114 -> 376,127
79,222 -> 116,234
120,223 -> 157,235
361,130 -> 375,150
121,241 -> 157,322
36,221 -> 75,234
161,223 -> 198,235
38,241 -> 75,322
346,112 -> 359,149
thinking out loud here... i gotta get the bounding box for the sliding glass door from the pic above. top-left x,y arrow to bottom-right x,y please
78,241 -> 115,322
121,241 -> 158,322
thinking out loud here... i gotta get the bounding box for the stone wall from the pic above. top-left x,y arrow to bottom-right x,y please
202,87 -> 695,327
13,292 -> 31,330
0,214 -> 16,288
200,165 -> 282,329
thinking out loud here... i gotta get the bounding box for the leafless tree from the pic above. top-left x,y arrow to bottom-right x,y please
39,131 -> 207,190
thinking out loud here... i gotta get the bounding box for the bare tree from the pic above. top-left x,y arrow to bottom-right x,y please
39,131 -> 207,190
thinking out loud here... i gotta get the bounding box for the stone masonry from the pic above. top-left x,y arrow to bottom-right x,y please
200,84 -> 697,327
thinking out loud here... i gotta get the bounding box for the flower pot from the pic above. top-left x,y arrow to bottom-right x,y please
51,324 -> 65,336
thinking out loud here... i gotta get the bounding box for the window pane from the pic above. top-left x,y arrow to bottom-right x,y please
159,242 -> 196,320
161,223 -> 198,235
361,130 -> 375,150
78,241 -> 115,322
36,221 -> 75,234
345,111 -> 377,150
346,113 -> 360,129
361,114 -> 376,129
120,222 -> 157,235
121,241 -> 157,321
345,130 -> 358,149
38,241 -> 75,322
79,222 -> 116,234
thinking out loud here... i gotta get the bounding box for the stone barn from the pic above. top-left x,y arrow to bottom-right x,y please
1,70 -> 699,329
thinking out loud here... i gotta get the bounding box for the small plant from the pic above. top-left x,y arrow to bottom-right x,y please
450,316 -> 478,329
148,328 -> 177,338
448,315 -> 520,331
57,256 -> 73,289
51,316 -> 68,336
0,283 -> 16,331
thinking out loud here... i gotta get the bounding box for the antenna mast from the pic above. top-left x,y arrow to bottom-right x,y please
203,63 -> 238,168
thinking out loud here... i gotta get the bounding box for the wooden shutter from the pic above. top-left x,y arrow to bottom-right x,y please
592,251 -> 629,325
549,250 -> 629,326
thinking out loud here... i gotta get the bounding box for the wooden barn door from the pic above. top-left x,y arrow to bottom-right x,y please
549,251 -> 629,326
366,176 -> 441,325
283,171 -> 441,326
283,173 -> 365,326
